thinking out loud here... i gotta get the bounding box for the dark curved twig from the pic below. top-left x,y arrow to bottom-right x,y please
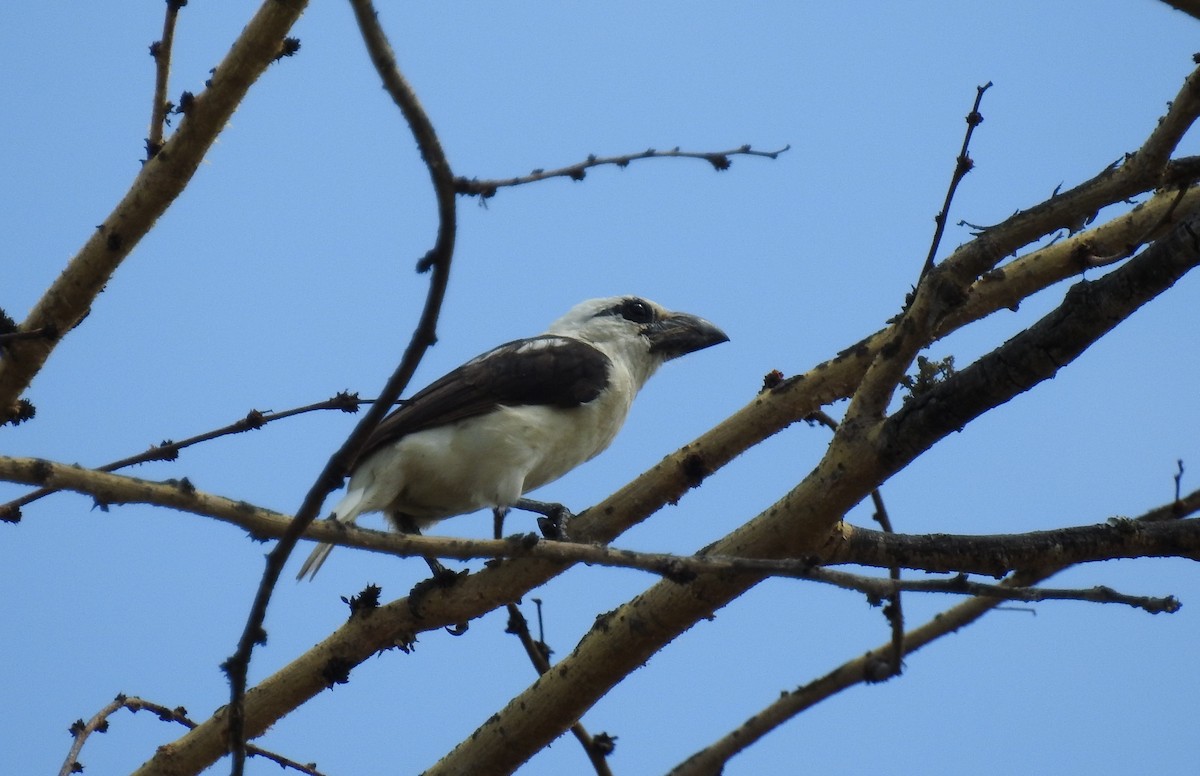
223,1 -> 458,771
455,144 -> 790,198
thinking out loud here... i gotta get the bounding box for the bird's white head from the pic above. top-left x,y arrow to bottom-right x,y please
545,296 -> 728,386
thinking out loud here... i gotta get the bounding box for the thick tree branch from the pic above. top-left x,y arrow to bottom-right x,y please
0,0 -> 310,424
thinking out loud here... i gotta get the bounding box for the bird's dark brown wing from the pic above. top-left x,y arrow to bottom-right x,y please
356,335 -> 612,463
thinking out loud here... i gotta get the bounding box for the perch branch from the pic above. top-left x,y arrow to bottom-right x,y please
4,456 -> 1198,586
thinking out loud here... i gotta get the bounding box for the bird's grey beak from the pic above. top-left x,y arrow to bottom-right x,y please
645,312 -> 729,359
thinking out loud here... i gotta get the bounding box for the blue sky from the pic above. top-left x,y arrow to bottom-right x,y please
3,2 -> 1199,774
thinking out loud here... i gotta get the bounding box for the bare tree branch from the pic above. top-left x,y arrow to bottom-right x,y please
504,603 -> 615,776
94,59 -> 1200,774
1157,1 -> 1200,22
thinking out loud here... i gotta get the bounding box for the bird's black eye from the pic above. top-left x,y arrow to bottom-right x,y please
618,298 -> 655,324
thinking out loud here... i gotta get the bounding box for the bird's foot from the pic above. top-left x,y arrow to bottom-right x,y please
407,557 -> 466,618
514,498 -> 574,541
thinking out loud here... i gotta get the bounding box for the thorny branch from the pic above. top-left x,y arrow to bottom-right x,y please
455,144 -> 790,199
427,69 -> 1200,773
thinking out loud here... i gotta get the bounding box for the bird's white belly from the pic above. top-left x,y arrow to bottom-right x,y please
348,380 -> 633,526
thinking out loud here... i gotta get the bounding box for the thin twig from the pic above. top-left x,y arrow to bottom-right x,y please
223,2 -> 458,771
868,489 -> 904,678
808,568 -> 1179,614
59,694 -> 322,776
0,392 -> 367,518
146,0 -> 186,159
455,144 -> 790,198
918,81 -> 992,284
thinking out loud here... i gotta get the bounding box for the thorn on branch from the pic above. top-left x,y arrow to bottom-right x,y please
760,368 -> 785,392
706,154 -> 731,171
899,354 -> 956,404
149,440 -> 180,462
274,37 -> 301,62
341,584 -> 382,619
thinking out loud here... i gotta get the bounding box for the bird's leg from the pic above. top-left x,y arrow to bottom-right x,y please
392,513 -> 458,583
492,506 -> 508,540
513,498 -> 574,540
391,513 -> 468,632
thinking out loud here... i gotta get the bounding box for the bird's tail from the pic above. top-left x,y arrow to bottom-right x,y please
296,487 -> 367,581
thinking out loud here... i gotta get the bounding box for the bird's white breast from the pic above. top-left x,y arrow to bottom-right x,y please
346,358 -> 639,527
